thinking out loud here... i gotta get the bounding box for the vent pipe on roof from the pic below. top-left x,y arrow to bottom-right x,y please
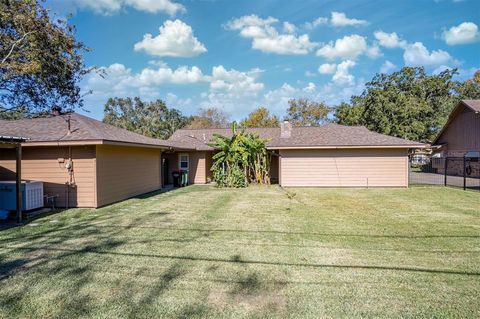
52,105 -> 62,116
280,121 -> 292,138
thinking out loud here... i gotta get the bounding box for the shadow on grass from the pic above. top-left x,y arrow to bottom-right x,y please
5,245 -> 479,276
68,224 -> 480,239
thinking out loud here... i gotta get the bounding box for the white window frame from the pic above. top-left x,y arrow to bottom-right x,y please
179,153 -> 189,170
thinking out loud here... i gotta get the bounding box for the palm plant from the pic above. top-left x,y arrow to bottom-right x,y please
209,122 -> 271,187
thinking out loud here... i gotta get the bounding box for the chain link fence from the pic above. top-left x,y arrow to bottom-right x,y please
409,156 -> 480,191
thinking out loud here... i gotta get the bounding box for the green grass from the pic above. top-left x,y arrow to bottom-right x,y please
0,186 -> 479,318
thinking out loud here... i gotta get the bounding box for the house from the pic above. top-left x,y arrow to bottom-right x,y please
432,99 -> 480,177
167,121 -> 424,188
0,111 -> 189,208
1,110 -> 424,209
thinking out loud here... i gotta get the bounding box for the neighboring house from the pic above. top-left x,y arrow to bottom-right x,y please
432,99 -> 480,177
0,111 -> 188,208
167,121 -> 423,188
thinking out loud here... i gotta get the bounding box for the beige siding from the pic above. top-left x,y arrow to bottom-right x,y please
163,151 -> 209,184
437,106 -> 480,154
96,145 -> 161,207
205,151 -> 213,183
0,146 -> 96,207
279,148 -> 408,187
188,152 -> 206,184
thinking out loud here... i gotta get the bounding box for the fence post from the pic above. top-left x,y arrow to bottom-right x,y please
444,157 -> 448,186
463,157 -> 466,191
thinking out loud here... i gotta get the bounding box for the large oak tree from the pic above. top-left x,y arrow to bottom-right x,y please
0,0 -> 91,118
334,67 -> 480,142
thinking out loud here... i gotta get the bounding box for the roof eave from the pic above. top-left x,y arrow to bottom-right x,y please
267,144 -> 426,150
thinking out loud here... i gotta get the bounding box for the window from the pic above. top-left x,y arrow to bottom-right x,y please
179,154 -> 189,170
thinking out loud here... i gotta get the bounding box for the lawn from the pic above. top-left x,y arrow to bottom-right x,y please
0,186 -> 479,318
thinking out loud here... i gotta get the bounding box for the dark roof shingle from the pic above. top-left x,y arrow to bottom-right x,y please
168,123 -> 423,150
0,113 -> 173,148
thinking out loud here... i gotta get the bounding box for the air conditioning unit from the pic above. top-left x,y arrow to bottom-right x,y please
0,181 -> 44,211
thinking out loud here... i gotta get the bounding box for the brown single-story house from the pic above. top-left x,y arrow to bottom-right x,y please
0,112 -> 190,208
167,121 -> 424,188
432,99 -> 480,177
1,111 -> 424,209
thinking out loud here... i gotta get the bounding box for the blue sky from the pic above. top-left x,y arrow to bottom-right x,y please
46,0 -> 480,120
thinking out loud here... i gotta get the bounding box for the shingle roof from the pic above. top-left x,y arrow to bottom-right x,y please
462,99 -> 480,113
0,113 -> 174,148
168,123 -> 424,150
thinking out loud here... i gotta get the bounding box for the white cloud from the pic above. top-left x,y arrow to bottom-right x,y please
304,17 -> 328,30
305,70 -> 317,77
226,15 -> 317,55
332,60 -> 356,85
72,0 -> 185,15
442,22 -> 479,45
303,82 -> 316,93
374,31 -> 407,48
209,65 -> 264,95
330,12 -> 368,27
134,20 -> 207,57
316,34 -> 369,60
374,30 -> 457,68
366,45 -> 382,58
318,63 -> 337,74
403,42 -> 454,66
283,22 -> 297,34
380,60 -> 397,73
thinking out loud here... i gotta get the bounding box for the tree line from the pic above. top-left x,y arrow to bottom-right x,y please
102,67 -> 480,142
1,0 -> 479,143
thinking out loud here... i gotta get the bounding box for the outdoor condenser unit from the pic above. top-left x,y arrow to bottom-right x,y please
0,181 -> 44,211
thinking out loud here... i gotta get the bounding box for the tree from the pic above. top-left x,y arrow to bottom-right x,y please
103,97 -> 191,139
240,107 -> 279,128
334,67 -> 479,142
456,69 -> 480,100
186,107 -> 230,129
0,0 -> 92,117
284,98 -> 330,126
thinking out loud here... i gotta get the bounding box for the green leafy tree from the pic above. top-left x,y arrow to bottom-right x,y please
0,0 -> 92,117
186,107 -> 230,129
285,98 -> 330,126
334,67 -> 479,142
240,106 -> 279,128
103,97 -> 191,139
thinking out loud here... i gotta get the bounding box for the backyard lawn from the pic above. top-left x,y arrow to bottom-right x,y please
0,185 -> 479,318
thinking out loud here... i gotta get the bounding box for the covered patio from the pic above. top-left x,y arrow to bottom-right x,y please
0,135 -> 27,223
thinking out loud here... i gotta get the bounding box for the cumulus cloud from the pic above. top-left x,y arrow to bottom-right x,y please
403,42 -> 453,66
442,22 -> 479,45
72,0 -> 185,15
304,17 -> 328,30
303,82 -> 316,93
374,30 -> 457,67
332,60 -> 356,85
283,22 -> 297,34
380,60 -> 397,73
316,34 -> 373,60
318,63 -> 337,74
330,12 -> 368,27
225,15 -> 317,55
134,20 -> 207,57
374,31 -> 407,48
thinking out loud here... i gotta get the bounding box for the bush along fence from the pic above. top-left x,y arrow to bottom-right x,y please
409,156 -> 480,191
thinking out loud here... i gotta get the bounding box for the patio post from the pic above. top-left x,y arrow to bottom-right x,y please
463,157 -> 466,191
16,144 -> 22,223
